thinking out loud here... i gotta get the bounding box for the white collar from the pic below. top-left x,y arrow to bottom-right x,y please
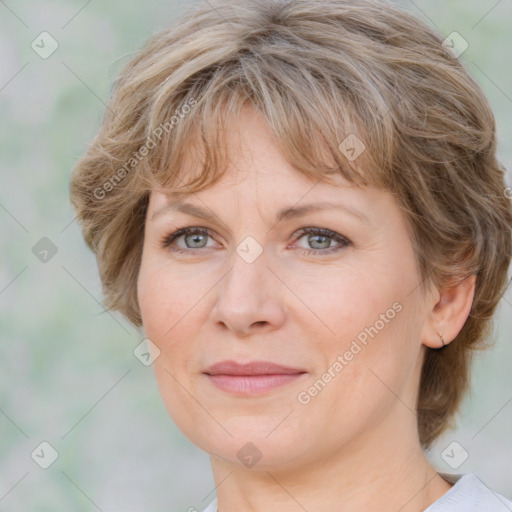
200,472 -> 512,512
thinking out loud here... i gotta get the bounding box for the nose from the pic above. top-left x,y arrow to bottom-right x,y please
210,247 -> 286,338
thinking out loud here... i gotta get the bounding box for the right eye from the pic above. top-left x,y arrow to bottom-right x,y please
160,226 -> 218,253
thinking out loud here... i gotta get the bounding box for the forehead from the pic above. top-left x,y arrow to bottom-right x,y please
147,157 -> 364,214
145,102 -> 387,228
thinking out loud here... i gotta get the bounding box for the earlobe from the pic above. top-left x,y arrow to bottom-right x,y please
436,331 -> 446,348
423,274 -> 476,349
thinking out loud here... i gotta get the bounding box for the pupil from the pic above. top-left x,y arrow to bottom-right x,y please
311,235 -> 329,249
189,234 -> 205,247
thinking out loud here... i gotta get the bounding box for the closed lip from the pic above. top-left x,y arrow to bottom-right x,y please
204,360 -> 307,376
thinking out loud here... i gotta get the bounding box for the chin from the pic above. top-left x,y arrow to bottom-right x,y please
208,436 -> 309,471
175,412 -> 316,470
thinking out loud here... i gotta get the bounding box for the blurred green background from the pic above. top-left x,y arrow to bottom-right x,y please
1,0 -> 511,510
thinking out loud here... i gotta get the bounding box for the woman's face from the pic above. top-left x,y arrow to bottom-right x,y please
137,107 -> 434,470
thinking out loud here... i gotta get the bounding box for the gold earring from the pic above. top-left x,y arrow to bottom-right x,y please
436,331 -> 446,348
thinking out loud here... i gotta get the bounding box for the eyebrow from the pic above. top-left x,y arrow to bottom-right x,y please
151,199 -> 370,225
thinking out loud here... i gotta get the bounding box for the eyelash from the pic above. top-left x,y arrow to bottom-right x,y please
159,226 -> 352,256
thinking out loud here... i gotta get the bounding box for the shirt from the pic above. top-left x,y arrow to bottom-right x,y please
200,472 -> 512,512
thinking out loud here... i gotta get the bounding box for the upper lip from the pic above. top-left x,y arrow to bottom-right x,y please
204,360 -> 307,376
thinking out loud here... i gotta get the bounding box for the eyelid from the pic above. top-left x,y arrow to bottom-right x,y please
159,225 -> 353,256
160,226 -> 217,250
291,226 -> 351,246
290,227 -> 352,255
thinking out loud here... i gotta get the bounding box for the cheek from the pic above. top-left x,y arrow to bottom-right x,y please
137,257 -> 214,379
295,301 -> 421,450
137,257 -> 206,347
138,269 -> 173,347
291,260 -> 394,348
137,261 -> 210,439
293,255 -> 422,404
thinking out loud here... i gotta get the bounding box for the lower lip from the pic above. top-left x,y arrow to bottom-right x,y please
206,373 -> 306,394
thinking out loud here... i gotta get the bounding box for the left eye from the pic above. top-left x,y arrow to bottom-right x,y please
293,227 -> 351,255
160,226 -> 352,255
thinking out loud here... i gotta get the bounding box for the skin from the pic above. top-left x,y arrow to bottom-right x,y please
137,106 -> 476,512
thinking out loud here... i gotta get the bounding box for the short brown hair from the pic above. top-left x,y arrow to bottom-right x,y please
69,0 -> 512,449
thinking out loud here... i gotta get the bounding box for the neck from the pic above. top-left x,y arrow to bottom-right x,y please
209,413 -> 452,512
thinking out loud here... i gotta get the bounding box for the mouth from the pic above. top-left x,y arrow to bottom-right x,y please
203,360 -> 308,395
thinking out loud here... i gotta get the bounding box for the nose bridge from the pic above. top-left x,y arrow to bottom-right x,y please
211,240 -> 286,335
222,242 -> 271,309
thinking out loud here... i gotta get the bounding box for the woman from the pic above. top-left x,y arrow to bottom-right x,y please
70,0 -> 512,510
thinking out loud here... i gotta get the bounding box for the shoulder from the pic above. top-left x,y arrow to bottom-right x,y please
425,472 -> 512,512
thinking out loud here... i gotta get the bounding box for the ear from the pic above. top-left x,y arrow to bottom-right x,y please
422,274 -> 476,349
